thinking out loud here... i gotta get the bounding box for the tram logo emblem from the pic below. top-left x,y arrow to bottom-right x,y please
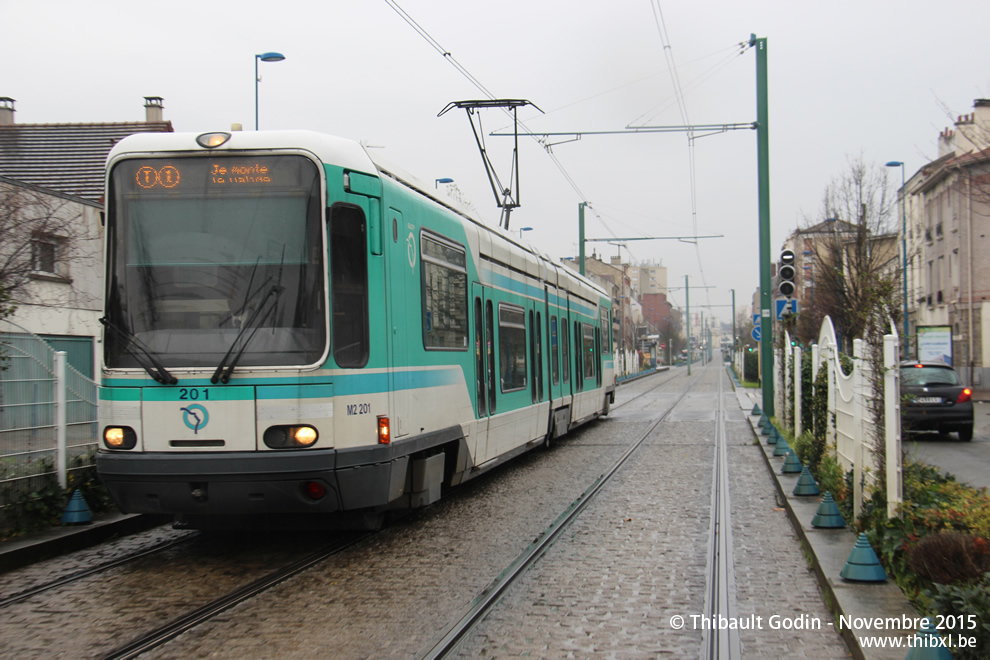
406,232 -> 417,269
181,404 -> 209,434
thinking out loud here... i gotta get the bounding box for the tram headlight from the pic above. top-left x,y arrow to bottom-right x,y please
195,132 -> 231,148
263,425 -> 319,449
104,426 -> 137,450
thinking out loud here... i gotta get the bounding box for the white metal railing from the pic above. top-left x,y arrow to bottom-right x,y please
774,316 -> 902,518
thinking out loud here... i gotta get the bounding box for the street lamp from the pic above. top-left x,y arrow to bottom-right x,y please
435,177 -> 454,189
255,51 -> 285,130
517,226 -> 533,238
885,160 -> 909,346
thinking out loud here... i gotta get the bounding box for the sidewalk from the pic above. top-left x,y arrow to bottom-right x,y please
733,386 -> 920,660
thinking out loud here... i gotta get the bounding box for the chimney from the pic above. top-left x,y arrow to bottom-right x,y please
0,97 -> 15,126
144,96 -> 164,123
938,128 -> 955,158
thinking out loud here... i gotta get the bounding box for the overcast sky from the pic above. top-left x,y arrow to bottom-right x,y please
4,1 -> 989,324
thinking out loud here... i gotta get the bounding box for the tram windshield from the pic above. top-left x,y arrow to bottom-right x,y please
104,155 -> 326,370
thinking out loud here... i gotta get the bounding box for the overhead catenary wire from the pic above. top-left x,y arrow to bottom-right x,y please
384,0 -> 594,208
387,0 -> 747,322
651,0 -> 718,312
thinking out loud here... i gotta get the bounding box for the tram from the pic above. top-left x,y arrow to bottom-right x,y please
95,129 -> 615,527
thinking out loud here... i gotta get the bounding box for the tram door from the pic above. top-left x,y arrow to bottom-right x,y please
387,208 -> 413,439
471,282 -> 494,460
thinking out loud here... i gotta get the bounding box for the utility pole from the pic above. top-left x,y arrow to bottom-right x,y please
686,275 -> 691,376
731,289 -> 736,362
752,33 -> 774,417
579,202 -> 587,276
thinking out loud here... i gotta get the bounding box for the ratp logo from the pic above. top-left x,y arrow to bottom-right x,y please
181,404 -> 209,434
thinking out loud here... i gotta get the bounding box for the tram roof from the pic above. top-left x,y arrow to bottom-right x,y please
106,130 -> 378,175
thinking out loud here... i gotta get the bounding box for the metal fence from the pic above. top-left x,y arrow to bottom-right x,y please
0,322 -> 98,509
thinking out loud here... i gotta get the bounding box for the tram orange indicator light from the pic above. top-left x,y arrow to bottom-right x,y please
377,415 -> 391,444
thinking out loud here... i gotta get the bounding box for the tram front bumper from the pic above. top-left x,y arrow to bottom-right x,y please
95,448 -> 407,515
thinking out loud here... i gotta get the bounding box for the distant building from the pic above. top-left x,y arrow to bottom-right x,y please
0,97 -> 172,376
901,99 -> 990,385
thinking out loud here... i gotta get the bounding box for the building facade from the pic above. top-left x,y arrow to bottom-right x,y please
902,99 -> 990,386
0,97 -> 173,376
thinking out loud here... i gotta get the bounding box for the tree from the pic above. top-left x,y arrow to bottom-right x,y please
657,310 -> 682,363
0,179 -> 90,322
795,156 -> 901,351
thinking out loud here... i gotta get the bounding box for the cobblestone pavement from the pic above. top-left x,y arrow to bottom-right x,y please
140,375 -> 676,659
455,365 -> 850,658
0,525 -> 193,599
0,528 -> 343,657
727,428 -> 849,657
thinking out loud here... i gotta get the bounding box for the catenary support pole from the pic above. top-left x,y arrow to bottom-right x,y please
753,34 -> 774,417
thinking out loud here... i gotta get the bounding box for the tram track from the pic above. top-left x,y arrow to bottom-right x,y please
611,367 -> 682,411
419,366 -> 704,659
0,531 -> 199,609
701,368 -> 741,659
101,531 -> 371,660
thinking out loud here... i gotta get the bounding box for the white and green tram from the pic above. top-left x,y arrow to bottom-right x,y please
96,130 -> 615,527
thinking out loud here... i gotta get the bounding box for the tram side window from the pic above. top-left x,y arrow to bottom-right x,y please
536,311 -> 543,402
498,303 -> 527,392
421,233 -> 468,350
574,321 -> 583,391
600,307 -> 611,354
486,301 -> 496,413
561,317 -> 569,384
474,297 -> 486,416
330,204 -> 369,368
583,323 -> 596,380
550,315 -> 560,385
529,310 -> 537,403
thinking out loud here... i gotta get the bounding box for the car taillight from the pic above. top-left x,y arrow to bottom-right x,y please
957,388 -> 972,404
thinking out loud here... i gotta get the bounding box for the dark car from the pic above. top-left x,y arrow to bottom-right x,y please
900,362 -> 974,441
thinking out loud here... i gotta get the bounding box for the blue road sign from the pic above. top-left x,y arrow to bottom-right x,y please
752,326 -> 761,342
776,299 -> 799,320
753,313 -> 760,326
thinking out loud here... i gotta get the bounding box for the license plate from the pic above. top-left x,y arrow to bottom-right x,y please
914,396 -> 942,404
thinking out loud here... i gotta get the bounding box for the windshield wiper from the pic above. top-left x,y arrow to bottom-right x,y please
211,285 -> 284,384
99,317 -> 178,385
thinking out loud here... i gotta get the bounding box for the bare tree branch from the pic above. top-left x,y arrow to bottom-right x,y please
0,180 -> 91,319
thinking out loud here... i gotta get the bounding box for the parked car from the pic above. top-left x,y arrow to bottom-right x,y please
900,362 -> 974,441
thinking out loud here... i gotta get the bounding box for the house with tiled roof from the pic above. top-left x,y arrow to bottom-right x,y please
0,97 -> 173,377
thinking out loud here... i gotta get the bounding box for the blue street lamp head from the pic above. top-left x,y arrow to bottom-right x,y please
257,52 -> 286,62
885,161 -> 903,168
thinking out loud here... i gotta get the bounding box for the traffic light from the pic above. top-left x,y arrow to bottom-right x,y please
778,249 -> 796,297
